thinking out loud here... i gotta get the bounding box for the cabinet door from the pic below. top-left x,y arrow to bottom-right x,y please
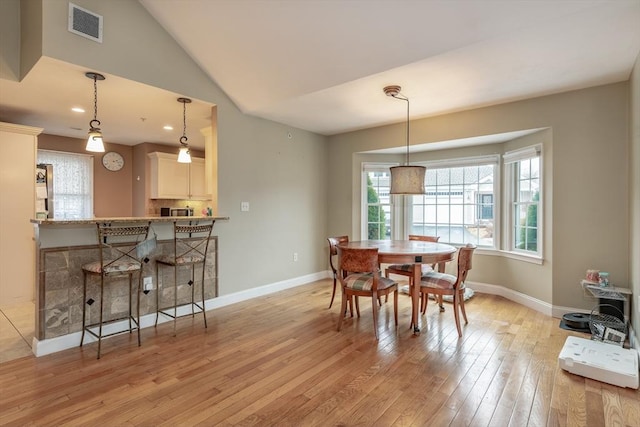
189,157 -> 208,199
149,152 -> 189,199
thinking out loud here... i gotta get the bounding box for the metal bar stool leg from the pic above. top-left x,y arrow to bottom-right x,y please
155,263 -> 160,326
97,275 -> 104,359
201,264 -> 207,328
173,264 -> 178,337
81,273 -> 87,347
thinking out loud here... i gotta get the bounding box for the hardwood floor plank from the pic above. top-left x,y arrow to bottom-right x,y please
1,281 -> 638,426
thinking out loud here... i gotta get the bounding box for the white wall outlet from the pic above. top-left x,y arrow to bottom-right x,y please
241,201 -> 250,212
143,276 -> 153,291
293,252 -> 298,262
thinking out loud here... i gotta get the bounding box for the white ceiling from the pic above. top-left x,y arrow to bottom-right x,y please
1,0 -> 639,150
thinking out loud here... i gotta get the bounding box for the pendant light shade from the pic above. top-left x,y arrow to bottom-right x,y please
85,72 -> 106,153
389,165 -> 426,194
384,85 -> 425,195
177,97 -> 192,163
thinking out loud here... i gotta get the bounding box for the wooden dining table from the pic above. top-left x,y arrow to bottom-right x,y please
338,239 -> 457,334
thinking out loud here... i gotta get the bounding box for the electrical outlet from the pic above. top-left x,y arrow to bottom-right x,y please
293,252 -> 298,262
143,276 -> 153,291
241,201 -> 250,212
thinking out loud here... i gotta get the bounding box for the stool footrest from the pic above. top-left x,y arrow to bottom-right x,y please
157,302 -> 205,320
82,316 -> 140,341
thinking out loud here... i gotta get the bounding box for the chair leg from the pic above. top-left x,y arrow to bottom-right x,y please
81,273 -> 87,347
155,264 -> 160,327
136,273 -> 141,347
453,292 -> 462,337
438,295 -> 445,312
329,276 -> 337,308
347,295 -> 354,317
459,288 -> 468,324
393,289 -> 398,327
337,291 -> 348,332
97,275 -> 104,359
355,296 -> 361,317
371,292 -> 379,339
173,265 -> 178,337
201,263 -> 207,329
421,289 -> 428,315
128,274 -> 133,333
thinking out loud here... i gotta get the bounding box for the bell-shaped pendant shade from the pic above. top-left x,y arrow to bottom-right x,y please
86,130 -> 105,152
390,165 -> 426,194
177,146 -> 192,163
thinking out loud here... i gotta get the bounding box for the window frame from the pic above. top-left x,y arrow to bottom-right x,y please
409,155 -> 500,249
361,163 -> 397,240
503,145 -> 543,260
37,149 -> 94,219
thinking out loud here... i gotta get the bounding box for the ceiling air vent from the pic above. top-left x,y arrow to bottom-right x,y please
68,3 -> 103,43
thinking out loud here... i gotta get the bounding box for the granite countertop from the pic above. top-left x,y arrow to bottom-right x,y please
31,216 -> 229,225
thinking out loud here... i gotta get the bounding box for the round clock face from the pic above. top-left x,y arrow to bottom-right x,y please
102,151 -> 124,171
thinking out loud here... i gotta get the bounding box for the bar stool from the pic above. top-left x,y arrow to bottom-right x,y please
155,219 -> 215,335
81,222 -> 150,359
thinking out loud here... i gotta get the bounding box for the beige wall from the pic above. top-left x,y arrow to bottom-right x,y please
329,83 -> 629,312
630,53 -> 639,341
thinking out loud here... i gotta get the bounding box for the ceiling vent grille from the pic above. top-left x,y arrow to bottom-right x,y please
68,3 -> 103,43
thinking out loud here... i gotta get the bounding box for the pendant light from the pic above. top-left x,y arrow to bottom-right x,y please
85,72 -> 106,153
177,97 -> 192,163
384,85 -> 426,194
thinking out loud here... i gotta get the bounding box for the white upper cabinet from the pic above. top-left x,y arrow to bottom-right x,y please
148,152 -> 208,200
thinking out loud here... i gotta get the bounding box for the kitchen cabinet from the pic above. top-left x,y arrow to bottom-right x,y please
148,152 -> 208,200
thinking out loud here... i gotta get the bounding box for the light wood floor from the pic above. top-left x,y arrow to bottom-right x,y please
1,279 -> 638,426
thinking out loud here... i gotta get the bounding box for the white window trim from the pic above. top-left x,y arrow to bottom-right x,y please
361,162 -> 397,240
502,144 -> 543,259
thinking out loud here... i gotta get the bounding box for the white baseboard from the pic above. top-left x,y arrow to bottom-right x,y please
32,270 -> 330,357
466,281 -> 553,316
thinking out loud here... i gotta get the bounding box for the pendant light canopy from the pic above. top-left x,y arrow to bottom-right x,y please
85,72 -> 106,153
384,85 -> 425,195
177,97 -> 192,163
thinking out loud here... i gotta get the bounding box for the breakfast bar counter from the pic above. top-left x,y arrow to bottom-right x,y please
30,216 -> 228,355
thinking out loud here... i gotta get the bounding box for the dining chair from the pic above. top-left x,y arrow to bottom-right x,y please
419,244 -> 476,337
384,235 -> 444,310
336,246 -> 398,339
327,235 -> 349,309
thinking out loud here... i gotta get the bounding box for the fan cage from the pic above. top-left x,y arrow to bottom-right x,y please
589,304 -> 627,344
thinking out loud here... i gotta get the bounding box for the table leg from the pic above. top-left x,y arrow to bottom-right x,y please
412,264 -> 421,334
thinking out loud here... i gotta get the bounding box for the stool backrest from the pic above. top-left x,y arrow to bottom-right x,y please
95,222 -> 151,272
171,220 -> 215,262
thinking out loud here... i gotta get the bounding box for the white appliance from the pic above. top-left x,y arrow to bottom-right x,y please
558,336 -> 639,389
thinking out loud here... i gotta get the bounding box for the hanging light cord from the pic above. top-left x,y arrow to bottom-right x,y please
390,92 -> 410,165
180,99 -> 188,146
90,74 -> 100,129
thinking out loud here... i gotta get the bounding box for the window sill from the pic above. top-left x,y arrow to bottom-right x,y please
476,248 -> 544,265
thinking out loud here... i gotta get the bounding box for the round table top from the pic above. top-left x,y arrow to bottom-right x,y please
339,240 -> 456,256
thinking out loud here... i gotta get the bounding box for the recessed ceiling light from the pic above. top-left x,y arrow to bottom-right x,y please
71,107 -> 85,113
163,125 -> 173,131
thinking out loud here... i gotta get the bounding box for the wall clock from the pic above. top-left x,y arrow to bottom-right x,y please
102,151 -> 124,171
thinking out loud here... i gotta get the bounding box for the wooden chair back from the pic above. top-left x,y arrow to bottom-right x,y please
455,244 -> 476,286
337,246 -> 379,275
408,235 -> 440,242
327,235 -> 349,274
